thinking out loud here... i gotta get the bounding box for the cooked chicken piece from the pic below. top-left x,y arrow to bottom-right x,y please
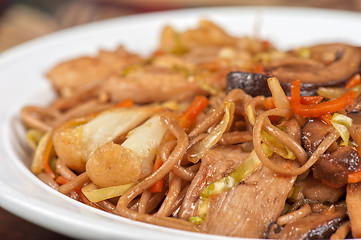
178,146 -> 249,220
179,146 -> 296,238
101,65 -> 207,103
47,46 -> 143,97
203,156 -> 296,238
346,182 -> 361,238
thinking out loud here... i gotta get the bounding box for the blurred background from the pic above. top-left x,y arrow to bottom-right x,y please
0,0 -> 360,239
1,0 -> 361,52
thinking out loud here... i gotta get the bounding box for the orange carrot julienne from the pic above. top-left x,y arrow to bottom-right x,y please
56,176 -> 70,185
113,98 -> 133,108
348,170 -> 361,184
150,96 -> 209,193
253,63 -> 265,73
180,95 -> 209,130
345,73 -> 361,89
75,187 -> 92,205
149,156 -> 164,193
264,97 -> 276,109
290,80 -> 357,117
298,96 -> 324,105
152,49 -> 165,57
318,113 -> 333,124
264,96 -> 324,110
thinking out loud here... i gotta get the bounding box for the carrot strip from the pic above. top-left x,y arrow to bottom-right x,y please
152,49 -> 165,57
318,113 -> 333,124
180,95 -> 209,129
75,187 -> 92,205
264,96 -> 324,110
56,176 -> 70,185
290,80 -> 356,117
264,97 -> 276,109
43,132 -> 55,179
345,74 -> 361,89
253,63 -> 265,73
348,170 -> 361,184
299,96 -> 324,105
149,156 -> 164,193
113,99 -> 133,108
149,96 -> 209,193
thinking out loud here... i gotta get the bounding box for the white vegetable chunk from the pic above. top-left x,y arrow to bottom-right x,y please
86,115 -> 167,187
53,105 -> 162,172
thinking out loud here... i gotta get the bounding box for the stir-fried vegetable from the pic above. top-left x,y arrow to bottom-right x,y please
261,130 -> 296,160
26,129 -> 44,150
179,95 -> 209,130
348,171 -> 361,184
149,96 -> 209,193
42,132 -> 56,178
81,182 -> 135,202
149,156 -> 164,193
267,77 -> 291,110
86,115 -> 168,188
345,74 -> 361,89
290,80 -> 357,117
31,132 -> 51,174
53,105 -> 162,171
112,98 -> 134,108
188,101 -> 235,163
245,104 -> 256,125
264,96 -> 324,110
331,113 -> 353,146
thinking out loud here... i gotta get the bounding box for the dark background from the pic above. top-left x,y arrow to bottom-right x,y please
0,0 -> 359,239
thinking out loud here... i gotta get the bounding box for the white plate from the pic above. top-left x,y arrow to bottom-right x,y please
1,6 -> 361,240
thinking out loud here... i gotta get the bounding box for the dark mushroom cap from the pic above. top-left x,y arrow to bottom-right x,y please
267,43 -> 361,95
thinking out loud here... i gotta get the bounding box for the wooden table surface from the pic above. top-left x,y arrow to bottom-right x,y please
0,0 -> 360,239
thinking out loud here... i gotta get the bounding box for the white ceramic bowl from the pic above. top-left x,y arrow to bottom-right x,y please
1,6 -> 361,240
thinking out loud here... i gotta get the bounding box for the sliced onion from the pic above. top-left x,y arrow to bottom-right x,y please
187,102 -> 235,163
26,129 -> 45,150
267,77 -> 291,110
81,182 -> 135,202
31,131 -> 51,174
261,130 -> 296,160
245,104 -> 256,126
331,113 -> 352,146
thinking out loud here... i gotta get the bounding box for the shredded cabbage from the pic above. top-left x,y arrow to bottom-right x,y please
26,129 -> 45,150
245,104 -> 255,126
331,113 -> 353,146
188,102 -> 235,163
261,130 -> 296,160
31,131 -> 50,174
267,77 -> 291,110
